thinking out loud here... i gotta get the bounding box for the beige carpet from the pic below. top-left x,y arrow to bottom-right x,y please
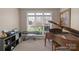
13,38 -> 52,51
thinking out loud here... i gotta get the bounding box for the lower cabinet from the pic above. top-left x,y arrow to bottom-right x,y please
0,32 -> 21,51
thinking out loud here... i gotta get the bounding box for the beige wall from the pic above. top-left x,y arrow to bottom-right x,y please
0,8 -> 19,32
19,9 -> 27,31
71,8 -> 79,31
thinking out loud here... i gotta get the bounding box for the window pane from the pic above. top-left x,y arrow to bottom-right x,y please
44,26 -> 50,31
36,13 -> 43,15
27,26 -> 43,35
27,17 -> 35,25
36,16 -> 42,22
44,13 -> 51,15
27,13 -> 35,15
43,16 -> 52,25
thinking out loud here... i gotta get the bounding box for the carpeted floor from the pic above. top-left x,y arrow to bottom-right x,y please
13,38 -> 52,51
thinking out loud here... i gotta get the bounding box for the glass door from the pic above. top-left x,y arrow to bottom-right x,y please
27,12 -> 52,36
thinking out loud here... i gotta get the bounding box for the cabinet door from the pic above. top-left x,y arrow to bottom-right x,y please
0,39 -> 4,51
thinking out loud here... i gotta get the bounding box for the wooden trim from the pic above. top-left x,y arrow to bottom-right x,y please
69,8 -> 71,27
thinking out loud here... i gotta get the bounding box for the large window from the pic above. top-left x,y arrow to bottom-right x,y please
27,12 -> 52,35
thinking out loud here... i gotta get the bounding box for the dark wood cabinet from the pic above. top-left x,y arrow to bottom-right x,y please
0,32 -> 21,51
